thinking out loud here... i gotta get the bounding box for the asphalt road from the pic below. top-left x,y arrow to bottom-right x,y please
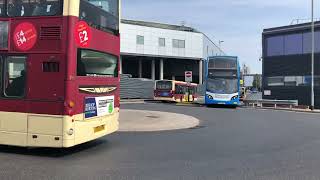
1,103 -> 320,180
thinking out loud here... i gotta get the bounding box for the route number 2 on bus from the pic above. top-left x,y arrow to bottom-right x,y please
79,30 -> 89,44
75,21 -> 91,47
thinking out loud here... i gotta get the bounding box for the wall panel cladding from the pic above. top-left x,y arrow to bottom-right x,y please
263,54 -> 312,76
120,74 -> 154,99
263,86 -> 312,106
315,87 -> 320,109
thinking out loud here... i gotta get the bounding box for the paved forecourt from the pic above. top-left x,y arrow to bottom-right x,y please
119,109 -> 200,132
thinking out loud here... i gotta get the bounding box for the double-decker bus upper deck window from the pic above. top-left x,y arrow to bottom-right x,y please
79,0 -> 119,34
0,0 -> 4,16
7,0 -> 62,17
0,21 -> 8,49
3,56 -> 26,98
77,49 -> 118,77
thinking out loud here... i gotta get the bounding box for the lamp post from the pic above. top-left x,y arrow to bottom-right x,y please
311,0 -> 315,110
219,40 -> 224,48
219,40 -> 224,55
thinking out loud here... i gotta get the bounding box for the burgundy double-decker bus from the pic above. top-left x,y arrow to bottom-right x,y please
0,0 -> 120,147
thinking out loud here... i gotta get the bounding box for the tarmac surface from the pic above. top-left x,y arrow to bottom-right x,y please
1,102 -> 320,180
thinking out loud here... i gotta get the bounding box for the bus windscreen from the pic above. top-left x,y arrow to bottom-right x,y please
156,81 -> 172,90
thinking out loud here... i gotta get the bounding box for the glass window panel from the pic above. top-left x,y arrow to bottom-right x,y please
268,76 -> 284,86
284,33 -> 303,55
156,81 -> 172,90
6,0 -> 62,17
178,40 -> 185,48
0,21 -> 8,49
172,39 -> 179,48
266,36 -> 284,57
77,49 -> 118,77
0,0 -> 4,16
4,56 -> 26,97
79,0 -> 119,34
303,31 -> 320,54
159,38 -> 165,47
136,35 -> 144,45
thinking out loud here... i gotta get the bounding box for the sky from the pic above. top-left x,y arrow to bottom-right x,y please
121,0 -> 320,73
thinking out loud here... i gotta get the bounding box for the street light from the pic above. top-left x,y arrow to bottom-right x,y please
219,40 -> 224,48
219,41 -> 224,56
311,0 -> 315,110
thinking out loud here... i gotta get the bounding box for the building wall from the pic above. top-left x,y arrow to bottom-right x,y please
120,23 -> 222,59
262,27 -> 320,108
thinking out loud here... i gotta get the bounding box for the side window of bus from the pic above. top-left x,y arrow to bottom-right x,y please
77,49 -> 118,77
175,85 -> 185,94
0,0 -> 4,16
7,0 -> 61,17
79,0 -> 119,34
3,56 -> 26,98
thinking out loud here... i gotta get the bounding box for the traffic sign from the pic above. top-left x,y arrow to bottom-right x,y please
185,71 -> 192,83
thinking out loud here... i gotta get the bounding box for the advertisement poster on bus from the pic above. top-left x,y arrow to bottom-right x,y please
85,96 -> 114,119
75,21 -> 91,48
13,22 -> 37,51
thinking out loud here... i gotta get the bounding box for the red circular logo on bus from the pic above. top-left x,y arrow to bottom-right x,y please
13,22 -> 37,51
75,21 -> 91,48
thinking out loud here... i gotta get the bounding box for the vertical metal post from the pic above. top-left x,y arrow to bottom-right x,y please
151,59 -> 155,80
311,0 -> 315,110
138,59 -> 142,78
160,59 -> 164,80
199,60 -> 203,84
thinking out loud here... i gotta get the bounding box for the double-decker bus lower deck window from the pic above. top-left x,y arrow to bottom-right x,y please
79,0 -> 119,34
77,49 -> 118,77
6,0 -> 62,17
2,56 -> 26,97
207,78 -> 238,94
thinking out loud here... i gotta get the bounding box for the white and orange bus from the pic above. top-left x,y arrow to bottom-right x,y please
0,0 -> 120,147
154,80 -> 198,103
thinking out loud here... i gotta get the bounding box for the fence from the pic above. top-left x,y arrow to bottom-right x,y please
120,74 -> 155,99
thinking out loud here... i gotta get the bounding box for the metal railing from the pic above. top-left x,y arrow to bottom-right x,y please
244,99 -> 298,109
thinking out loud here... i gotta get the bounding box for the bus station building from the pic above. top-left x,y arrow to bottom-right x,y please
119,19 -> 225,84
262,22 -> 320,108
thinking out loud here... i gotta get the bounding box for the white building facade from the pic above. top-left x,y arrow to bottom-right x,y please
120,19 -> 225,84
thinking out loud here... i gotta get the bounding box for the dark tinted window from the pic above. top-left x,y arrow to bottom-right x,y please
284,33 -> 303,55
79,0 -> 119,34
0,21 -> 8,49
77,49 -> 118,77
0,0 -> 4,16
6,0 -> 62,17
208,58 -> 237,69
3,56 -> 26,97
175,85 -> 186,94
303,31 -> 320,54
266,36 -> 284,56
156,81 -> 172,90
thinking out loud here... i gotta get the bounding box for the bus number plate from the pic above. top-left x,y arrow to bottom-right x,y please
94,125 -> 105,133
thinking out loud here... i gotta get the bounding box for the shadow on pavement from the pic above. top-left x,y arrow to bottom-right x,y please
206,104 -> 238,109
0,139 -> 108,158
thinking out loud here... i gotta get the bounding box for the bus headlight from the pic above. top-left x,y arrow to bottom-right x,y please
67,128 -> 74,136
231,95 -> 239,100
207,95 -> 214,99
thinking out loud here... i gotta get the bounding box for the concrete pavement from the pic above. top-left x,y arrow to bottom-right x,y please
119,109 -> 200,132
